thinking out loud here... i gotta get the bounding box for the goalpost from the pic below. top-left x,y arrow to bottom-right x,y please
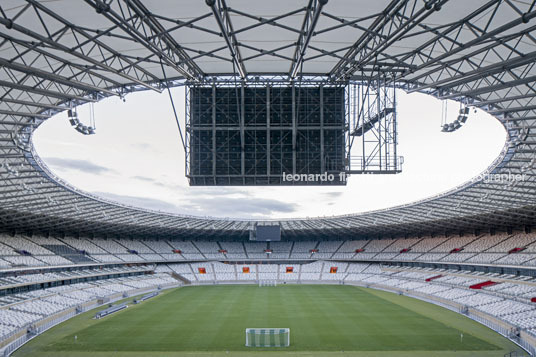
259,280 -> 277,287
245,328 -> 290,347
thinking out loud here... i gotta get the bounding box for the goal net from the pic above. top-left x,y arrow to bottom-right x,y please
245,328 -> 289,347
259,280 -> 277,287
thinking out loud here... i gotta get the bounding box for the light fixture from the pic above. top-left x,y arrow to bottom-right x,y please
68,106 -> 96,135
509,126 -> 529,148
441,106 -> 470,133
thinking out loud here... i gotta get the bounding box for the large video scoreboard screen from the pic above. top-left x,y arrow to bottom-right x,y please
187,85 -> 347,186
252,225 -> 281,242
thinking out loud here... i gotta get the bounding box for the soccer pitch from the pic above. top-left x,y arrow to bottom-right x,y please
14,285 -> 523,356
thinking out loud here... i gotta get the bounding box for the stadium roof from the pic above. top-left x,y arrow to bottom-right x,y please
0,0 -> 535,240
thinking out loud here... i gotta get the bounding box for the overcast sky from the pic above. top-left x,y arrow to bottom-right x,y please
32,88 -> 506,219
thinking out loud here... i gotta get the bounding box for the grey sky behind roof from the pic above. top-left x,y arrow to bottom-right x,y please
33,87 -> 506,219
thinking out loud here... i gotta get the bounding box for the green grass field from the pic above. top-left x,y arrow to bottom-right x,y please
14,285 -> 524,356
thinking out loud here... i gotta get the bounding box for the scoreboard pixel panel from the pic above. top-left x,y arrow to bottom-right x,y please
187,85 -> 347,186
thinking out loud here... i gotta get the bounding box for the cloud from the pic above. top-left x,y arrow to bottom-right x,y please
43,157 -> 116,175
185,187 -> 248,197
323,192 -> 343,198
91,191 -> 295,218
185,197 -> 298,217
131,175 -> 157,183
130,143 -> 153,151
92,192 -> 181,212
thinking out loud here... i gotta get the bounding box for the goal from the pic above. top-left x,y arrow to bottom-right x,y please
259,280 -> 277,287
245,328 -> 289,347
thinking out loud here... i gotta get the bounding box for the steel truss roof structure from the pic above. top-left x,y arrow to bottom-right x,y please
0,0 -> 535,240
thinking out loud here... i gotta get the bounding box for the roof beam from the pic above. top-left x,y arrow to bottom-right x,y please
0,98 -> 65,111
289,0 -> 328,79
472,92 -> 536,108
85,0 -> 204,81
0,32 -> 124,90
206,0 -> 246,79
317,11 -> 385,37
488,105 -> 536,115
149,13 -> 216,39
408,50 -> 536,94
0,12 -> 160,92
0,80 -> 97,103
228,7 -> 304,36
0,58 -> 117,97
330,0 -> 440,80
393,0 -> 503,70
439,74 -> 536,100
0,109 -> 49,119
241,43 -> 295,62
402,8 -> 536,81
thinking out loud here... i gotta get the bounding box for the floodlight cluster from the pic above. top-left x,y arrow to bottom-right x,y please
68,109 -> 95,135
441,107 -> 470,133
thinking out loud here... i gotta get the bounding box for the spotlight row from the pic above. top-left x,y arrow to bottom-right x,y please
442,107 -> 470,132
68,110 -> 95,135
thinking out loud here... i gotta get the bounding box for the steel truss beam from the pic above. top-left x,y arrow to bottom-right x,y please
206,0 -> 246,79
0,2 -> 161,91
0,58 -> 117,97
400,6 -> 536,89
439,75 -> 536,100
0,98 -> 65,111
330,0 -> 445,80
408,51 -> 536,94
0,0 -> 535,239
289,0 -> 328,79
0,110 -> 48,119
0,80 -> 96,103
0,32 -> 125,92
83,0 -> 204,81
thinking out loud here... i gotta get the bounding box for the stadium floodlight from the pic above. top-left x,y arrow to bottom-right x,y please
508,127 -> 528,147
441,106 -> 470,133
519,127 -> 529,142
12,128 -> 32,151
68,106 -> 96,136
68,109 -> 78,125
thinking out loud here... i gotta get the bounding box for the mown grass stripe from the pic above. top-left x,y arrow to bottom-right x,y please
12,285 -> 523,356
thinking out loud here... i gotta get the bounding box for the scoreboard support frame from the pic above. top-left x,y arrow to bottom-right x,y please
185,75 -> 402,186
